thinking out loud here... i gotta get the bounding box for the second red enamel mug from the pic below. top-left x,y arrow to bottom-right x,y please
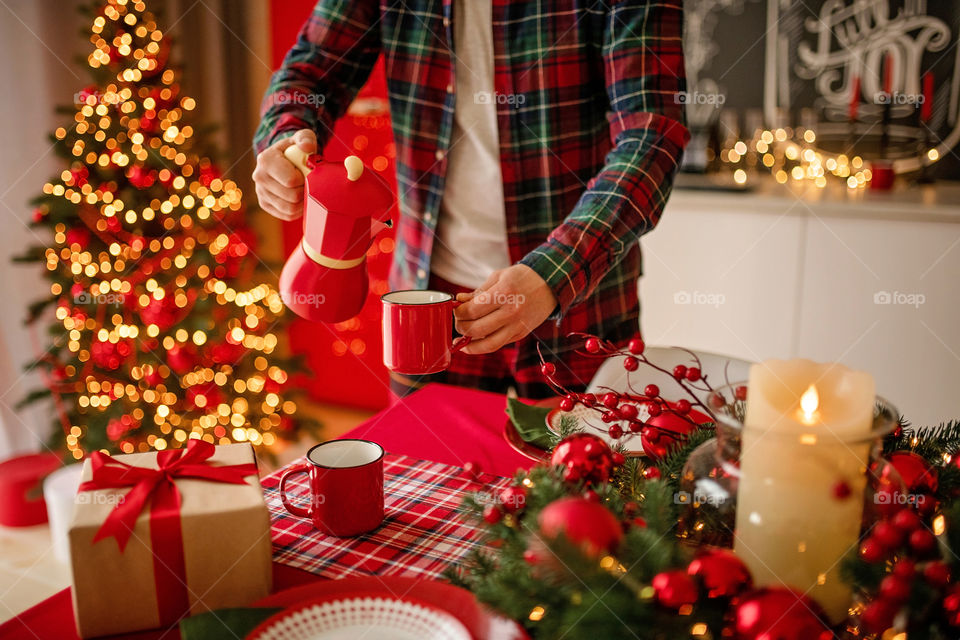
278,439 -> 385,537
381,290 -> 470,375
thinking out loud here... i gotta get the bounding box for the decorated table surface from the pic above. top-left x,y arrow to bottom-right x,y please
0,384 -> 533,640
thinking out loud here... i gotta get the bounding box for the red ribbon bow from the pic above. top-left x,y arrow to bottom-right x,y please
78,439 -> 258,624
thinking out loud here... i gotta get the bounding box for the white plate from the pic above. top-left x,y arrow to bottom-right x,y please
249,596 -> 472,640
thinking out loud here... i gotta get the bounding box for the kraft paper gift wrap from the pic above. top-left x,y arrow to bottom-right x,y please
68,442 -> 271,638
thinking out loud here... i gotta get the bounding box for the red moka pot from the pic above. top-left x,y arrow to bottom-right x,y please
279,148 -> 394,323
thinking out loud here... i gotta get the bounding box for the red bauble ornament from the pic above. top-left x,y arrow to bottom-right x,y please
65,227 -> 91,249
607,425 -> 623,440
733,588 -> 832,640
550,433 -> 616,485
640,426 -> 673,460
672,365 -> 687,380
674,399 -> 691,415
640,409 -> 698,460
499,485 -> 527,513
209,341 -> 246,365
584,337 -> 601,353
687,549 -> 752,598
628,338 -> 645,354
198,163 -> 222,187
165,343 -> 197,374
482,504 -> 502,525
90,338 -> 132,371
887,451 -> 939,495
140,292 -> 179,330
644,384 -> 660,398
623,356 -> 639,372
187,383 -> 222,409
559,397 -> 575,412
685,367 -> 702,382
538,497 -> 623,557
540,362 -> 556,377
651,570 -> 698,610
642,466 -> 661,480
126,165 -> 156,189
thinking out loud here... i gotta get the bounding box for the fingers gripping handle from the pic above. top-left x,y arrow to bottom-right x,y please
283,145 -> 311,177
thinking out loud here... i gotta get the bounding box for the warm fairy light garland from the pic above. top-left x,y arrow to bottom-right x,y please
24,0 -> 302,458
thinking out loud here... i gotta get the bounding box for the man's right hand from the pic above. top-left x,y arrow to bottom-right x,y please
252,129 -> 317,221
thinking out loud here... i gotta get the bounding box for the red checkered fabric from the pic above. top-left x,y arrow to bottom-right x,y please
261,454 -> 509,579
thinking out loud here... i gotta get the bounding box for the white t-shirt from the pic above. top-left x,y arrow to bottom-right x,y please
430,0 -> 511,289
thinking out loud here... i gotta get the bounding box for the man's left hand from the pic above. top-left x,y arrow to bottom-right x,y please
454,264 -> 557,355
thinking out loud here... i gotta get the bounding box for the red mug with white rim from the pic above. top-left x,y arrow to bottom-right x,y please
279,439 -> 385,537
381,290 -> 471,375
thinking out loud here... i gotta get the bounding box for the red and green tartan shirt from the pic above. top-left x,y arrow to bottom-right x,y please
254,0 -> 689,389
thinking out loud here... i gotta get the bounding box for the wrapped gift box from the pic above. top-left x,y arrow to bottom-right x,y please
68,441 -> 271,638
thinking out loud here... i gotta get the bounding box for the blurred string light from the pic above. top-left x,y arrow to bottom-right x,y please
36,0 -> 297,459
714,124 -> 927,190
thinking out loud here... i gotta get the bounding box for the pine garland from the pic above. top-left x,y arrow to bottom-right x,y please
456,417 -> 960,639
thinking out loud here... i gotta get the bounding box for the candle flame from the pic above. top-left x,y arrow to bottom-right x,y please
800,384 -> 819,422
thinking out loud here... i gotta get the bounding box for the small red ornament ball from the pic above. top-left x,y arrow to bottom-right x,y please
540,362 -> 556,377
640,426 -> 673,460
879,575 -> 911,602
687,549 -> 752,598
872,521 -> 904,551
619,403 -> 639,421
584,337 -> 601,353
859,538 -> 886,563
734,588 -> 832,640
891,508 -> 922,532
642,466 -> 661,480
607,425 -> 623,440
559,397 -> 575,412
628,338 -> 645,354
685,367 -> 702,382
644,384 -> 660,398
601,392 -> 619,409
537,497 -> 623,558
550,433 -> 616,485
165,343 -> 197,374
887,451 -> 939,494
623,356 -> 639,372
65,227 -> 91,249
651,570 -> 698,610
463,461 -> 483,481
482,504 -> 502,525
672,365 -> 687,380
498,485 -> 527,514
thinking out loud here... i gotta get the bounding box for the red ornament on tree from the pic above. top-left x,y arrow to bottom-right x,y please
126,165 -> 156,189
687,549 -> 752,598
498,485 -> 527,514
651,570 -> 698,610
733,588 -> 832,640
165,343 -> 197,374
550,433 -> 616,485
65,227 -> 91,249
887,451 -> 939,494
90,338 -> 133,371
537,497 -> 623,558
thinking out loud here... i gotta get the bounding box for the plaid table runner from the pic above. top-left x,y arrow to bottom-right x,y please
261,454 -> 510,580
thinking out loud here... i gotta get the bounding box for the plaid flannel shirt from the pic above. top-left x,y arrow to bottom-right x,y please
254,0 -> 688,387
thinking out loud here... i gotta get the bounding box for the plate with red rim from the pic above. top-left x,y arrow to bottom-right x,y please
249,576 -> 529,640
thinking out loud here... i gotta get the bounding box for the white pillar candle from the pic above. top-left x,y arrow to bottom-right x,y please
734,359 -> 875,623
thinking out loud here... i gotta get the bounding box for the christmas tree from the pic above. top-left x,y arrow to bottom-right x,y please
15,0 -> 306,459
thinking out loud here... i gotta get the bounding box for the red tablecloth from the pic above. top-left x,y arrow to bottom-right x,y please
0,384 -> 533,640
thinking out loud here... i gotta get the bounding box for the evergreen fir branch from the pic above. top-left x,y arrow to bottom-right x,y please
14,388 -> 52,410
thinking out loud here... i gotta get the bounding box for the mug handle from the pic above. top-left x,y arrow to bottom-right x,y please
449,299 -> 472,352
279,463 -> 312,519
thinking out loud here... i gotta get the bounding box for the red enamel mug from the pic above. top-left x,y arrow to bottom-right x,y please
279,439 -> 385,537
381,290 -> 471,375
